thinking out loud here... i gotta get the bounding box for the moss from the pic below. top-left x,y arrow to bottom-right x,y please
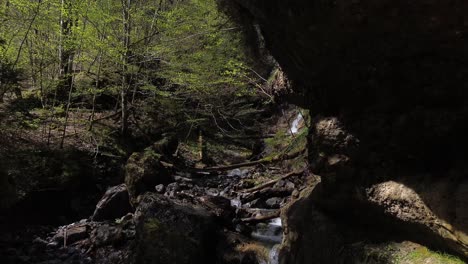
143,218 -> 162,233
143,147 -> 162,160
137,218 -> 200,264
400,247 -> 465,264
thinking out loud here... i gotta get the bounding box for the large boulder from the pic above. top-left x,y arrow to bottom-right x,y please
125,137 -> 177,204
279,182 -> 468,263
132,193 -> 219,264
225,1 -> 468,261
91,184 -> 132,221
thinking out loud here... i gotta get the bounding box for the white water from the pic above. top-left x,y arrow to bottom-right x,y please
268,244 -> 281,264
250,217 -> 283,264
290,112 -> 303,134
230,198 -> 242,208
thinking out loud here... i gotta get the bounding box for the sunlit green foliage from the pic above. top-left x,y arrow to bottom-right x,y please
154,0 -> 253,95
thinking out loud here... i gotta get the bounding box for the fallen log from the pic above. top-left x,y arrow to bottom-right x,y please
241,188 -> 292,204
241,170 -> 303,193
192,150 -> 305,172
240,210 -> 280,223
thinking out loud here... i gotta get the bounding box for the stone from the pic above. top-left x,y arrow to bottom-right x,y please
91,184 -> 132,222
291,189 -> 300,199
248,199 -> 265,209
133,193 -> 219,264
205,188 -> 219,196
274,180 -> 285,188
53,224 -> 88,245
125,138 -> 176,204
93,224 -> 124,247
154,184 -> 165,193
166,182 -> 179,192
265,197 -> 282,209
284,181 -> 295,191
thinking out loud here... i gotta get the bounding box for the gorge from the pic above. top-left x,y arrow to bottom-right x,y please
1,0 -> 467,263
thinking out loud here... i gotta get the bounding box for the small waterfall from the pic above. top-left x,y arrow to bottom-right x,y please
250,217 -> 283,264
290,112 -> 303,135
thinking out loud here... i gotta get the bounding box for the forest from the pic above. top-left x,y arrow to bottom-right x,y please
1,0 -> 467,264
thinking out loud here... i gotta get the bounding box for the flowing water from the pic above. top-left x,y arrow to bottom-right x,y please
290,112 -> 303,135
251,217 -> 283,264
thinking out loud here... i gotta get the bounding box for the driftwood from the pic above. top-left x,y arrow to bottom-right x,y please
241,188 -> 292,204
193,150 -> 305,172
240,210 -> 280,223
241,170 -> 303,193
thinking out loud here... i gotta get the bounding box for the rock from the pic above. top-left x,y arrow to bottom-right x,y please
291,189 -> 300,199
91,184 -> 132,222
366,180 -> 468,257
93,224 -> 124,247
199,195 -> 234,221
125,137 -> 176,204
47,241 -> 59,249
133,193 -> 219,264
284,181 -> 295,191
32,237 -> 48,251
227,169 -> 242,177
274,180 -> 285,188
166,182 -> 179,192
205,188 -> 219,196
240,251 -> 259,264
265,197 -> 282,209
164,182 -> 179,197
53,224 -> 88,245
154,184 -> 165,193
248,199 -> 265,209
226,2 -> 468,263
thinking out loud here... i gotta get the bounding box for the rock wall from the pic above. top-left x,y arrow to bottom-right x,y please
226,0 -> 468,262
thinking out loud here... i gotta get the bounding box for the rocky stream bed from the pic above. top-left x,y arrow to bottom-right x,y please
0,163 -> 311,264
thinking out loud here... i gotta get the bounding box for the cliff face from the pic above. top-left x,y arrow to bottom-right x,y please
228,0 -> 468,262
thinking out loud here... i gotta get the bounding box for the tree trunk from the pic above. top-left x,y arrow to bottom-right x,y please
120,0 -> 131,136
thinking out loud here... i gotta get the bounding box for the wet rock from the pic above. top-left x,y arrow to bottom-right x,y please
133,193 -> 219,264
91,184 -> 132,222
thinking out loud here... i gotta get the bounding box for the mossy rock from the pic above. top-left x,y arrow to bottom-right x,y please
133,193 -> 218,264
345,241 -> 465,264
125,136 -> 178,204
125,149 -> 172,205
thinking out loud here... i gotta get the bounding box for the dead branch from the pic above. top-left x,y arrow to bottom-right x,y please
241,170 -> 303,193
240,210 -> 280,223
